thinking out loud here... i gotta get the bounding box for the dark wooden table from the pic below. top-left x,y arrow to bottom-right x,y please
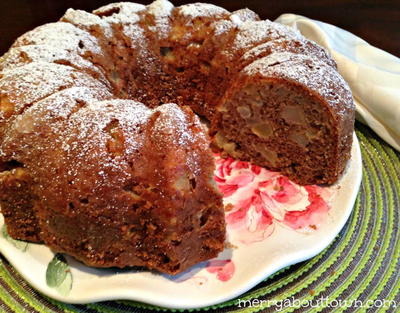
0,0 -> 399,57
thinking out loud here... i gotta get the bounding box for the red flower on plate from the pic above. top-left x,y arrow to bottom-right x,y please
271,176 -> 303,205
206,259 -> 235,282
214,155 -> 333,244
283,185 -> 330,229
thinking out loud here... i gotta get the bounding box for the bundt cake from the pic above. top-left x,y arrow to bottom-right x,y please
0,0 -> 355,274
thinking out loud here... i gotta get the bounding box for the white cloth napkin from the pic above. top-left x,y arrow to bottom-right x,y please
275,14 -> 400,151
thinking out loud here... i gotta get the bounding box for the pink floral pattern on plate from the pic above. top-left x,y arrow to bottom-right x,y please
206,260 -> 235,282
215,155 -> 334,244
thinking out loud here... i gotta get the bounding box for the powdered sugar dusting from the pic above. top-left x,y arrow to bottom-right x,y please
0,45 -> 109,86
147,0 -> 174,39
230,15 -> 243,27
61,9 -> 114,39
121,23 -> 150,62
1,87 -> 112,156
210,9 -> 260,40
154,103 -> 197,147
230,8 -> 259,26
148,0 -> 174,16
86,99 -> 151,131
154,103 -> 208,173
232,20 -> 302,52
212,20 -> 235,37
0,62 -> 107,121
58,99 -> 152,188
243,52 -> 353,113
20,87 -> 111,126
77,99 -> 151,153
12,22 -> 102,56
241,38 -> 336,68
178,3 -> 228,20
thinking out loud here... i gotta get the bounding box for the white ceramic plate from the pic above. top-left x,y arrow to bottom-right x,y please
0,133 -> 362,309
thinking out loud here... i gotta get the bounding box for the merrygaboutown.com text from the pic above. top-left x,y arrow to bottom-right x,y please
237,297 -> 397,310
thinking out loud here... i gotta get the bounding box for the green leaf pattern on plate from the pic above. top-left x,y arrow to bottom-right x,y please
46,253 -> 73,296
1,225 -> 29,252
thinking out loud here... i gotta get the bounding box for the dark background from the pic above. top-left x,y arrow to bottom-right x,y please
0,0 -> 399,57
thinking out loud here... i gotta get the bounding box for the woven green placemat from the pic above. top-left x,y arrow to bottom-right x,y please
0,122 -> 399,313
